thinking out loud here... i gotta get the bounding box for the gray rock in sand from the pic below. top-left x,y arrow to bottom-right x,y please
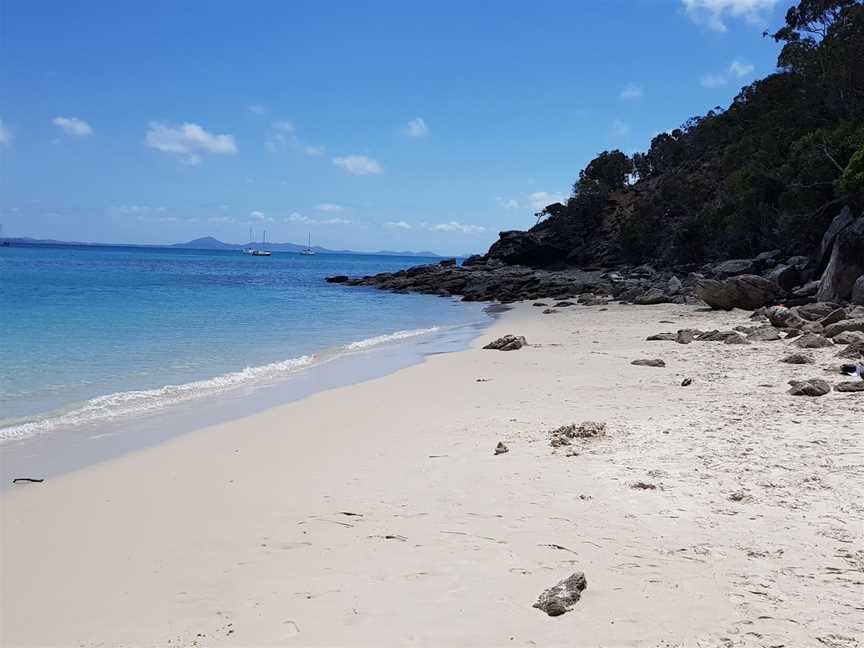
787,378 -> 832,397
533,572 -> 588,617
793,334 -> 834,349
483,335 -> 527,351
494,441 -> 510,455
835,381 -> 864,393
834,331 -> 864,345
631,358 -> 666,367
781,353 -> 814,365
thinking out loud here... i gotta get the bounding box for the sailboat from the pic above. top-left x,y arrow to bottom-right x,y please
300,232 -> 315,256
242,226 -> 256,254
252,230 -> 272,256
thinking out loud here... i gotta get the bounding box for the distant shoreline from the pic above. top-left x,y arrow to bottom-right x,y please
0,237 -> 449,258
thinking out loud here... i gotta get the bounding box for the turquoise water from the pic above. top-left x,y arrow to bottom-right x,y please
0,245 -> 487,442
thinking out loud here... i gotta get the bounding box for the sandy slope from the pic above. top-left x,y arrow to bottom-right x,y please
2,303 -> 862,647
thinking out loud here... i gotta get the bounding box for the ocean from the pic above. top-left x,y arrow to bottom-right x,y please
0,244 -> 491,454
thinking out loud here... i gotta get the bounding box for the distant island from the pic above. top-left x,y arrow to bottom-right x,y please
1,235 -> 444,258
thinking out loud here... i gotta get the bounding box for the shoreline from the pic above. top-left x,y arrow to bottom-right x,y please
1,312 -> 496,485
2,302 -> 862,646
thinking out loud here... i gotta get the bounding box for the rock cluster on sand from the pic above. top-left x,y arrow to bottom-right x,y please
835,381 -> 864,392
549,422 -> 607,448
533,572 -> 588,617
781,353 -> 815,364
483,335 -> 527,351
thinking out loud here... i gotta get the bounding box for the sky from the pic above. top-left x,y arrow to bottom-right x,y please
1,0 -> 793,255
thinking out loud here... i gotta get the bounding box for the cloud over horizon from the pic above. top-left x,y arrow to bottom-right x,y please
333,155 -> 382,175
682,0 -> 778,32
145,121 -> 237,165
53,116 -> 93,137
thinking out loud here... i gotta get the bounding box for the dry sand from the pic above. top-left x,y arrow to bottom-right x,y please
2,302 -> 863,647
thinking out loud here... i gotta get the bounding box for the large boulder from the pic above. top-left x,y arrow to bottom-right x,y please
485,229 -> 566,268
817,214 -> 864,302
696,275 -> 782,311
824,319 -> 864,339
817,206 -> 856,272
712,258 -> 757,279
853,276 -> 864,306
765,264 -> 802,291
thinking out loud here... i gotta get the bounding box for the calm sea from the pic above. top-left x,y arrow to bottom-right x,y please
0,244 -> 489,444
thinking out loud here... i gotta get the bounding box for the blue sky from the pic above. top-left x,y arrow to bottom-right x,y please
1,0 -> 792,254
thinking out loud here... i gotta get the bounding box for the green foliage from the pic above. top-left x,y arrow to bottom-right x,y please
537,0 -> 864,266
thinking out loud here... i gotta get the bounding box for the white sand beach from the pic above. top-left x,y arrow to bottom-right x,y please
2,302 -> 862,647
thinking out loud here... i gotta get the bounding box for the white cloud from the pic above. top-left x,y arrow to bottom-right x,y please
145,122 -> 237,165
700,73 -> 728,87
496,197 -> 520,210
620,83 -> 643,100
304,145 -> 326,156
384,220 -> 412,229
208,215 -> 236,224
682,0 -> 778,31
612,120 -> 630,137
272,120 -> 295,132
429,221 -> 486,233
403,117 -> 428,138
286,212 -> 350,225
333,155 -> 382,175
53,116 -> 93,137
248,104 -> 267,114
729,59 -> 755,77
316,203 -> 345,212
0,118 -> 12,146
528,191 -> 566,210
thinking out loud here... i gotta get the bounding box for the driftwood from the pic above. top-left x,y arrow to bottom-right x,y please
12,478 -> 44,484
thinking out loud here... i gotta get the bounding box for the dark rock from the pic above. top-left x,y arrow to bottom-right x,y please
681,377 -> 692,386
765,264 -> 802,291
667,276 -> 683,295
781,353 -> 814,364
754,249 -> 783,268
631,358 -> 666,367
793,280 -> 820,298
578,293 -> 608,306
494,441 -> 510,455
712,258 -> 757,279
837,342 -> 864,360
486,230 -> 565,267
533,302 -> 547,307
696,275 -> 781,311
820,308 -> 848,327
747,327 -> 782,342
483,335 -> 527,351
853,276 -> 864,306
817,206 -> 856,271
835,381 -> 864,392
325,275 -> 349,283
824,319 -> 864,339
797,302 -> 840,321
462,254 -> 487,267
676,329 -> 703,344
696,330 -> 740,342
784,328 -> 803,339
542,308 -> 558,314
765,305 -> 806,330
553,301 -> 575,308
439,258 -> 457,267
817,214 -> 864,302
646,333 -> 676,341
834,331 -> 864,345
634,288 -> 669,305
724,333 -> 750,345
787,378 -> 832,397
533,572 -> 588,617
793,334 -> 834,349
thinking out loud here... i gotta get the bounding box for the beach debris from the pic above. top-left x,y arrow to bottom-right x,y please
793,333 -> 834,349
494,441 -> 510,455
369,534 -> 407,542
549,422 -> 607,448
630,481 -> 657,490
476,378 -> 491,382
681,377 -> 693,387
631,358 -> 666,367
483,335 -> 527,351
729,490 -> 751,502
339,511 -> 363,517
533,572 -> 588,617
787,378 -> 832,397
835,381 -> 864,392
781,353 -> 815,364
540,543 -> 578,554
12,478 -> 44,484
